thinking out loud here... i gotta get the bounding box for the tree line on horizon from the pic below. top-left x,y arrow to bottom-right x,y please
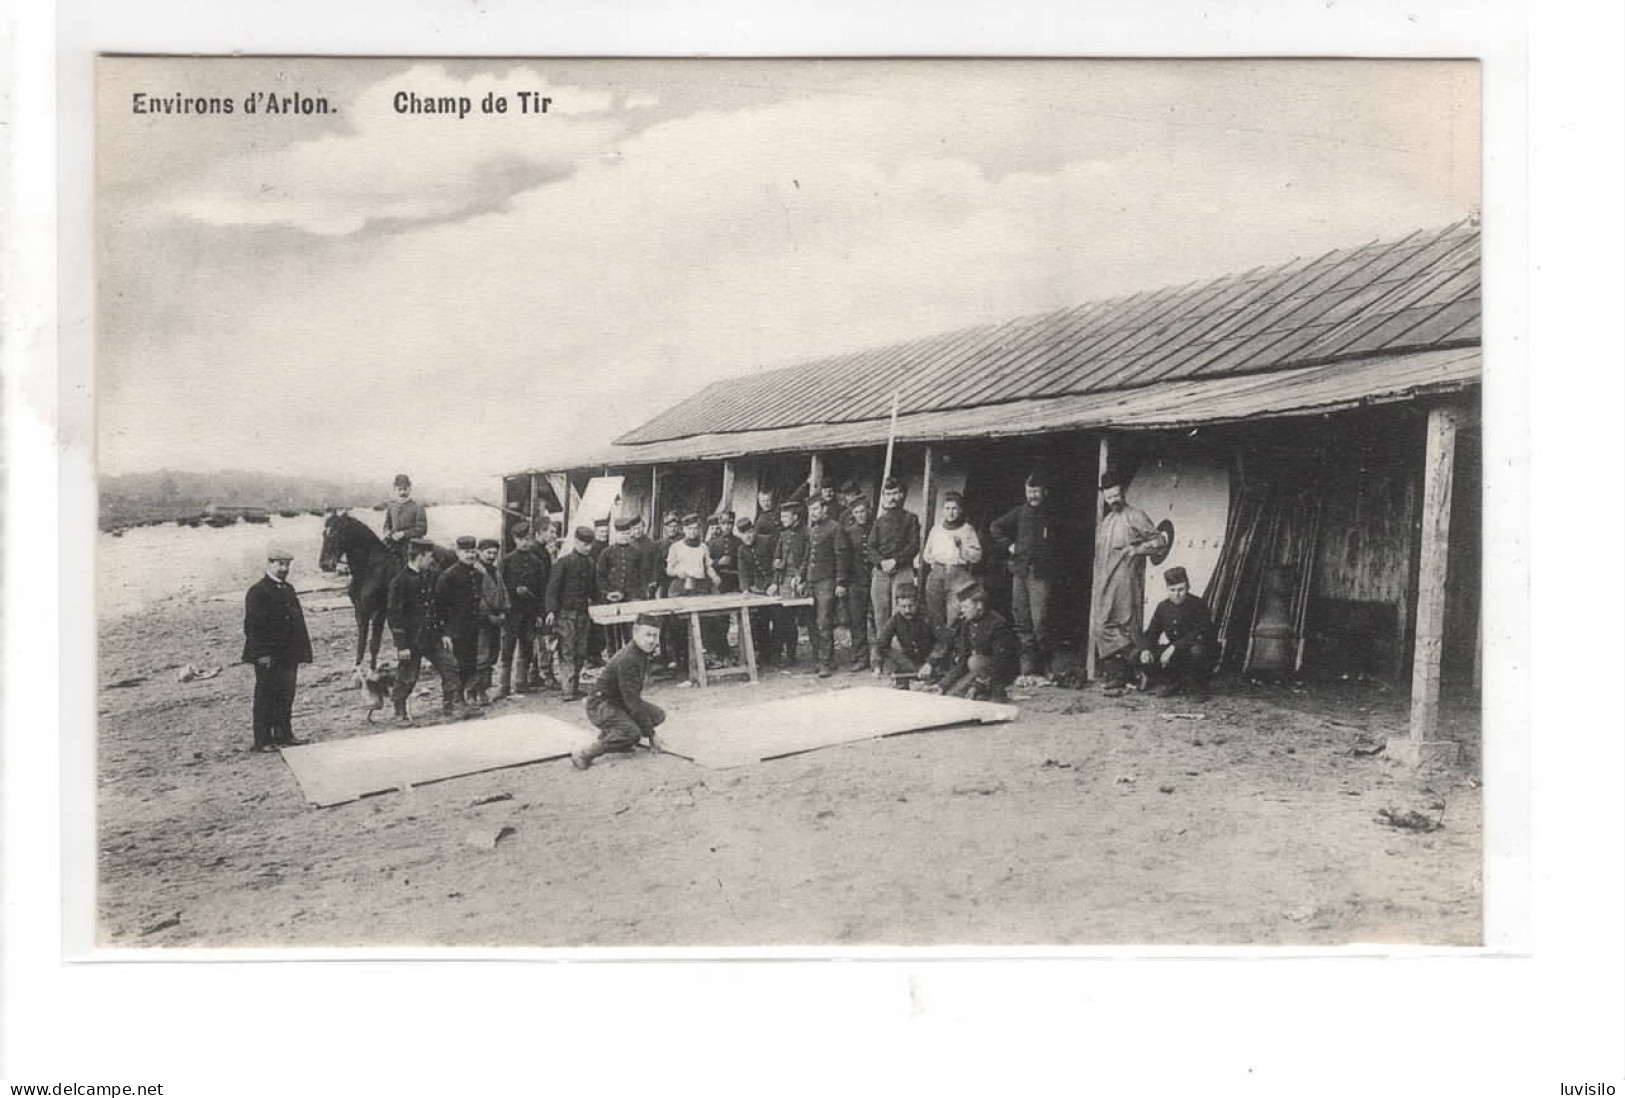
97,469 -> 477,529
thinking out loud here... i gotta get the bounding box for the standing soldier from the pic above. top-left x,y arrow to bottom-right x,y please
598,516 -> 651,655
470,538 -> 509,706
865,476 -> 922,656
703,511 -> 740,662
751,487 -> 781,541
586,518 -> 612,669
497,521 -> 548,697
842,494 -> 876,671
923,490 -> 984,653
769,499 -> 810,665
382,474 -> 427,562
1090,472 -> 1168,691
241,544 -> 313,752
389,538 -> 477,722
629,515 -> 664,600
990,471 -> 1066,686
735,516 -> 777,664
434,536 -> 485,707
665,512 -> 723,673
804,495 -> 851,677
546,526 -> 599,702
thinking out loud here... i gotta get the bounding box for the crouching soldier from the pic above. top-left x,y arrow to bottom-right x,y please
388,539 -> 479,723
1138,566 -> 1215,701
572,613 -> 667,771
872,581 -> 936,688
934,582 -> 1019,701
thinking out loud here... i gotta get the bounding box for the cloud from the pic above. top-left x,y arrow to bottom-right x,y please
98,61 -> 1479,485
157,64 -> 631,236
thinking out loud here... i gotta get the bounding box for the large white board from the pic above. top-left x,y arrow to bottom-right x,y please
1127,457 -> 1232,626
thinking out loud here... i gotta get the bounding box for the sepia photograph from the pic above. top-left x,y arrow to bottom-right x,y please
95,56 -> 1485,949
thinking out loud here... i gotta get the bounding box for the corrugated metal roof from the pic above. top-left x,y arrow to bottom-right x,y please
616,221 -> 1480,446
551,346 -> 1479,470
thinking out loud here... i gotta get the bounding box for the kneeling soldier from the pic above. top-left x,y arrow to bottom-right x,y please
1139,565 -> 1215,701
573,613 -> 667,770
935,582 -> 1019,702
873,581 -> 936,688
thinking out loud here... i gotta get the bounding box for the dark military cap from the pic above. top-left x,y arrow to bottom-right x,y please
454,535 -> 477,550
634,613 -> 662,629
1099,470 -> 1123,491
592,517 -> 610,528
477,538 -> 500,551
1026,470 -> 1050,489
614,516 -> 637,531
895,582 -> 919,599
573,526 -> 595,544
662,510 -> 681,525
943,490 -> 964,505
954,581 -> 985,602
1164,566 -> 1190,586
510,521 -> 531,538
882,476 -> 903,491
408,538 -> 435,554
778,499 -> 804,514
735,517 -> 755,533
392,473 -> 412,489
681,512 -> 702,526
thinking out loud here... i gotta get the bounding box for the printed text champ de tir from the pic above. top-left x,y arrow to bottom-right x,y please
393,90 -> 553,118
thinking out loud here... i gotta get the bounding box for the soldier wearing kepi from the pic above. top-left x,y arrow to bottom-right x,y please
804,494 -> 852,677
497,521 -> 549,697
546,526 -> 599,702
434,536 -> 486,707
842,494 -> 875,671
470,538 -> 508,706
586,518 -> 612,668
1139,566 -> 1216,701
572,614 -> 668,771
934,582 -> 1020,701
769,499 -> 810,665
241,544 -> 314,752
734,516 -> 777,663
388,538 -> 478,722
989,470 -> 1065,686
598,516 -> 651,655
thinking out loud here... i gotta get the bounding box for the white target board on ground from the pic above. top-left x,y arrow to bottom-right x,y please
1128,458 -> 1232,627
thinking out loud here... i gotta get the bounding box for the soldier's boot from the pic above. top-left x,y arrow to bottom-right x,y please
497,662 -> 513,698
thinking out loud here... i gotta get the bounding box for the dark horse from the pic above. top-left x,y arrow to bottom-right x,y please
318,511 -> 455,673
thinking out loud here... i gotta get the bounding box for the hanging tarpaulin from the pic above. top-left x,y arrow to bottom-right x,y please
1127,457 -> 1232,627
576,475 -> 626,526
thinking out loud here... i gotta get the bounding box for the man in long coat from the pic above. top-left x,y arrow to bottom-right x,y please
241,544 -> 314,752
1090,472 -> 1168,689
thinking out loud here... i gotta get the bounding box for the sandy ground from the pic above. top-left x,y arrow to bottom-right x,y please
97,585 -> 1482,948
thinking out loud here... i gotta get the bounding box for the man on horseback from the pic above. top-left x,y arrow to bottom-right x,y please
383,473 -> 427,562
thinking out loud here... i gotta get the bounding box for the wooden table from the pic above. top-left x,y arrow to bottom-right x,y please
589,592 -> 813,686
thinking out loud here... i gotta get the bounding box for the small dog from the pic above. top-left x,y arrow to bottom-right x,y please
360,663 -> 398,723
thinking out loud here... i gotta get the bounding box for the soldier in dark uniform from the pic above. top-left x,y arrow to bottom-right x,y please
546,526 -> 598,701
842,494 -> 875,671
1138,566 -> 1216,701
735,516 -> 777,664
989,470 -> 1068,683
498,521 -> 549,696
769,499 -> 809,665
586,518 -> 612,668
572,614 -> 667,771
935,582 -> 1020,702
389,539 -> 478,722
434,536 -> 485,707
805,495 -> 851,677
629,515 -> 664,600
873,581 -> 936,688
751,488 -> 781,541
702,511 -> 739,661
598,516 -> 651,655
241,544 -> 314,752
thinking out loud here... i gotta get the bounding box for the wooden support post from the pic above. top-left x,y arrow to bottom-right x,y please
1396,406 -> 1462,767
1086,434 -> 1111,681
918,444 -> 934,570
528,474 -> 541,529
720,460 -> 736,518
649,465 -> 661,527
809,453 -> 824,494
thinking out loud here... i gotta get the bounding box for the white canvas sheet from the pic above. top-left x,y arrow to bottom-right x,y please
279,712 -> 588,807
654,686 -> 1017,769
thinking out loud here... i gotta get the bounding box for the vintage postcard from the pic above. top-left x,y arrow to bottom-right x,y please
95,57 -> 1484,950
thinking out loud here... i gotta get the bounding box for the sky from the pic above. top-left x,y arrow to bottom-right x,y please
96,58 -> 1480,496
